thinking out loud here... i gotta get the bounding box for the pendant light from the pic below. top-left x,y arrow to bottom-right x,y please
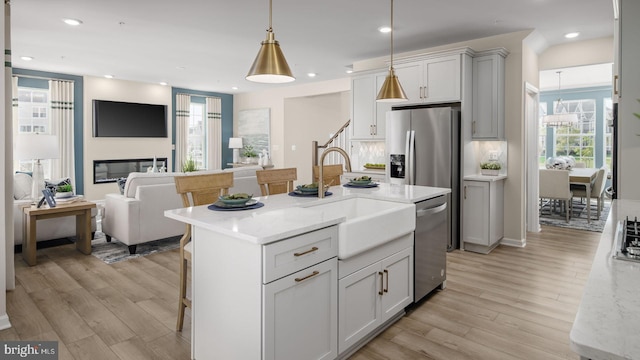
376,0 -> 407,102
542,71 -> 579,126
246,0 -> 295,83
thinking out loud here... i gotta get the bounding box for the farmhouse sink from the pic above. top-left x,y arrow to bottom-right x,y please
306,197 -> 415,259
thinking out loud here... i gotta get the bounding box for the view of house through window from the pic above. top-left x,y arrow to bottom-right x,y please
16,86 -> 53,178
188,102 -> 206,170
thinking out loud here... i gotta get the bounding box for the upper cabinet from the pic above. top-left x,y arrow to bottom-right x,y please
351,71 -> 390,139
471,49 -> 508,140
395,54 -> 462,104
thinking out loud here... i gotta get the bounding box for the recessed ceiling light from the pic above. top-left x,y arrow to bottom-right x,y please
307,73 -> 317,78
345,70 -> 353,74
231,86 -> 239,90
378,26 -> 391,33
159,82 -> 168,86
176,66 -> 186,70
565,32 -> 580,39
21,56 -> 33,61
104,75 -> 114,79
62,18 -> 83,26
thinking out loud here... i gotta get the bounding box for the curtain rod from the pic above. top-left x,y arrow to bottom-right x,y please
13,74 -> 75,83
176,92 -> 220,98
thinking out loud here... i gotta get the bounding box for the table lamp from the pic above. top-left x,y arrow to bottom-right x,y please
16,134 -> 60,200
229,137 -> 243,163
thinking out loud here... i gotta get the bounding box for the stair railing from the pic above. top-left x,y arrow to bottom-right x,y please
311,119 -> 351,171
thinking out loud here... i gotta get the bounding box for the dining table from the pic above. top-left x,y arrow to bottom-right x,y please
569,167 -> 599,223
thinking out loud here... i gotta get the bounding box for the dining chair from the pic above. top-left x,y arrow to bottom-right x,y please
572,167 -> 607,219
173,172 -> 234,331
539,169 -> 573,222
312,164 -> 343,187
256,168 -> 297,196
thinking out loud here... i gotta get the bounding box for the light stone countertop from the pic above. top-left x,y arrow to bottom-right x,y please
463,174 -> 508,181
164,182 -> 450,245
570,199 -> 640,360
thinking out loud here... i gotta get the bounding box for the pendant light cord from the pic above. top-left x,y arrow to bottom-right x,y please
268,0 -> 273,32
390,0 -> 394,68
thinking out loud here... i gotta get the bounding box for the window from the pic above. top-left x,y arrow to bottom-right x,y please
553,99 -> 596,167
15,86 -> 53,177
188,103 -> 206,170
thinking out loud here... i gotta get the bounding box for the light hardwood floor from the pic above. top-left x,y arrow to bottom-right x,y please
1,225 -> 600,360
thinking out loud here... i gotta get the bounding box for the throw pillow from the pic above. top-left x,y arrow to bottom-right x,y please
45,177 -> 72,195
14,173 -> 32,200
117,177 -> 127,195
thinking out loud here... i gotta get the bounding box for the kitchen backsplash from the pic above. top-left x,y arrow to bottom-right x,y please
474,141 -> 508,174
350,141 -> 385,170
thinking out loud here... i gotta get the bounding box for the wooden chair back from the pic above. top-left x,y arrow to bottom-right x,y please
312,164 -> 343,186
256,168 -> 297,196
174,172 -> 234,207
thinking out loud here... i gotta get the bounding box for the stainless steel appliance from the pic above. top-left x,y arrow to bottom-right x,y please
386,106 -> 460,250
414,195 -> 448,302
613,217 -> 640,262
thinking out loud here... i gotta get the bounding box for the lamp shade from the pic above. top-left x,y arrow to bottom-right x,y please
542,113 -> 579,127
15,134 -> 60,160
246,31 -> 295,83
229,137 -> 243,149
377,68 -> 408,102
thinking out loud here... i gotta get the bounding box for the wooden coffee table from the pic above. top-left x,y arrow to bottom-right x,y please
22,200 -> 96,266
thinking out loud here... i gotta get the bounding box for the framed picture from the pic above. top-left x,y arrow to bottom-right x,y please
238,108 -> 270,158
41,188 -> 57,208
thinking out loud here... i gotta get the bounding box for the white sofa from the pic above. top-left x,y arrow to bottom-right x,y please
13,173 -> 98,246
101,165 -> 263,254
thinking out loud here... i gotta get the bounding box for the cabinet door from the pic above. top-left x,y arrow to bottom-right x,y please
264,258 -> 338,360
338,262 -> 382,353
380,247 -> 413,321
375,73 -> 392,138
352,75 -> 375,139
462,181 -> 490,246
472,54 -> 504,139
423,55 -> 461,103
394,62 -> 422,103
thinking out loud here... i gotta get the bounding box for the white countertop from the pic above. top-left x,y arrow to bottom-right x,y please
164,182 -> 450,245
570,199 -> 640,360
464,174 -> 508,181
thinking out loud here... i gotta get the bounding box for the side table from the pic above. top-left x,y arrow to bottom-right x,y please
22,200 -> 97,266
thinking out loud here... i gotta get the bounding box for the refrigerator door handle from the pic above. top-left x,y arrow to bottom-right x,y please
408,130 -> 416,185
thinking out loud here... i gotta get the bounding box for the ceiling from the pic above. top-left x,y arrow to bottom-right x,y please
11,0 -> 614,95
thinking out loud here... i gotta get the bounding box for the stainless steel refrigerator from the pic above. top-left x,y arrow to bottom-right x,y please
385,106 -> 460,251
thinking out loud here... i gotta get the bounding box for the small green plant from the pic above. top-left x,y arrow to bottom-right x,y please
57,184 -> 73,193
480,161 -> 501,170
182,157 -> 198,172
242,145 -> 257,158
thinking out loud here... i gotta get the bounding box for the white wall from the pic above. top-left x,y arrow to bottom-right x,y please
283,92 -> 350,184
539,37 -> 613,71
234,78 -> 350,169
83,77 -> 172,200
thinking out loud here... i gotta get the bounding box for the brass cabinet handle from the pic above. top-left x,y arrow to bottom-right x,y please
614,75 -> 619,96
472,120 -> 476,135
383,269 -> 389,293
295,270 -> 319,283
294,246 -> 318,257
378,271 -> 384,295
464,185 -> 467,200
420,86 -> 424,99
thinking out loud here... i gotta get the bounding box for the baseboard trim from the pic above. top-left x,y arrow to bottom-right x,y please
0,314 -> 12,331
501,236 -> 526,248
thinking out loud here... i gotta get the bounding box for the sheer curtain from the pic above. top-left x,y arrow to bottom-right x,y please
48,80 -> 74,182
206,97 -> 222,169
175,93 -> 191,171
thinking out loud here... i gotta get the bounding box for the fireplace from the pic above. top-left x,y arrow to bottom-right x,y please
93,158 -> 167,184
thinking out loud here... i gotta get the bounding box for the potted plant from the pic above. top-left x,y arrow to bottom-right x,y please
480,161 -> 501,176
182,157 -> 198,172
55,184 -> 74,198
242,145 -> 258,164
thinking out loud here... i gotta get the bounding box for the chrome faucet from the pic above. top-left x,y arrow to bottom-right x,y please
318,147 -> 352,198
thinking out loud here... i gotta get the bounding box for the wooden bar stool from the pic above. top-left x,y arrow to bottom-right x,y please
256,168 -> 297,195
312,164 -> 343,187
173,172 -> 234,331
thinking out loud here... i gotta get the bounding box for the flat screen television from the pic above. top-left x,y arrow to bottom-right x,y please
92,100 -> 168,138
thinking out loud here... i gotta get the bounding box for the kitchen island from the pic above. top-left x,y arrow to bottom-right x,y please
570,199 -> 640,360
165,182 -> 450,360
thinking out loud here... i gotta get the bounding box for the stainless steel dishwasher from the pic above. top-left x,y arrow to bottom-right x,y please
414,195 -> 448,303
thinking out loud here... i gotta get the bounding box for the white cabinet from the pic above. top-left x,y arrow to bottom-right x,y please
472,49 -> 507,140
395,54 -> 462,104
264,258 -> 337,360
462,179 -> 504,253
351,72 -> 390,139
338,246 -> 413,353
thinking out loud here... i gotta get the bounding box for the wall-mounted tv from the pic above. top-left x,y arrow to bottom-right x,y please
92,100 -> 168,138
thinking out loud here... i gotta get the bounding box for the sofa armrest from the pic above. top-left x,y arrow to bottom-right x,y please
102,193 -> 141,244
133,183 -> 185,245
231,176 -> 262,197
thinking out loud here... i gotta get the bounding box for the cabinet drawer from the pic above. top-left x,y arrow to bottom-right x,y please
263,226 -> 338,283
